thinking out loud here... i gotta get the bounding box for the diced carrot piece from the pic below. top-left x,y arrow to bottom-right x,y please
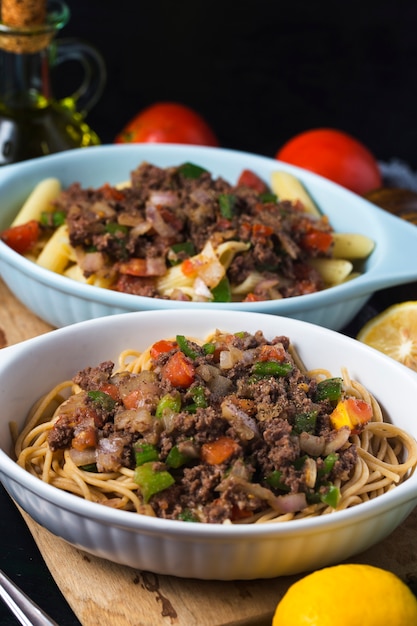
181,257 -> 197,277
71,427 -> 97,451
258,344 -> 286,362
162,351 -> 195,388
243,293 -> 264,302
201,436 -> 240,465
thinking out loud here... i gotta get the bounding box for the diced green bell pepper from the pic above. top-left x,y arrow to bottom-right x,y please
155,392 -> 181,418
134,462 -> 175,503
315,378 -> 343,402
87,390 -> 116,412
40,210 -> 66,227
320,484 -> 340,508
176,335 -> 200,359
178,162 -> 207,179
168,242 -> 196,265
265,470 -> 289,491
134,442 -> 159,466
293,410 -> 318,434
252,360 -> 292,378
166,445 -> 192,468
185,386 -> 207,413
211,277 -> 232,302
218,193 -> 236,219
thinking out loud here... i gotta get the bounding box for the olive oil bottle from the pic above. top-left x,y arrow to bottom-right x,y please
0,0 -> 105,165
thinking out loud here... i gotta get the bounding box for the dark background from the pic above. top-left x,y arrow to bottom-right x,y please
55,0 -> 417,168
2,2 -> 417,624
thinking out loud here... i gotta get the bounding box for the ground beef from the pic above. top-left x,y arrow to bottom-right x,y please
46,329 -> 370,523
48,161 -> 334,301
72,360 -> 114,390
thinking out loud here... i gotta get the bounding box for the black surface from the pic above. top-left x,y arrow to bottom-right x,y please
53,0 -> 417,168
0,482 -> 81,625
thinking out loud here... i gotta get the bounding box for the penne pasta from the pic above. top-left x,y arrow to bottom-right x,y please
11,178 -> 61,226
309,258 -> 354,285
332,232 -> 375,259
270,170 -> 321,216
2,162 -> 376,303
36,224 -> 72,273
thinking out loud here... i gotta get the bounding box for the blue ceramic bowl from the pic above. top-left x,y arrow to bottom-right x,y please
0,144 -> 416,330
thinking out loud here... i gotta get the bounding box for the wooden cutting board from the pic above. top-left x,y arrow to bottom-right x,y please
2,277 -> 417,626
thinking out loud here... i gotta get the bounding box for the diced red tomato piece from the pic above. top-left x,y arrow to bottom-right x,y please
99,183 -> 125,202
230,505 -> 254,521
237,169 -> 268,193
0,220 -> 40,254
118,258 -> 148,276
150,339 -> 177,360
123,388 -> 142,410
300,230 -> 333,253
243,293 -> 264,302
251,223 -> 274,242
161,350 -> 195,388
99,383 -> 120,401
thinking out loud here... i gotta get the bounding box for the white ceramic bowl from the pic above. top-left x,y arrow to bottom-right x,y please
0,144 -> 417,331
1,309 -> 417,580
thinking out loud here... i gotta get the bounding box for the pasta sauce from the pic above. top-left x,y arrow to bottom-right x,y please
1,161 -> 375,302
54,162 -> 335,300
14,330 -> 417,523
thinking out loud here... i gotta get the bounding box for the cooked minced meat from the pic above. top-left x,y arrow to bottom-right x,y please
48,161 -> 333,301
47,329 -> 364,523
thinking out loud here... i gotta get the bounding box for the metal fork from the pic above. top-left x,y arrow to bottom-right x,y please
0,569 -> 59,626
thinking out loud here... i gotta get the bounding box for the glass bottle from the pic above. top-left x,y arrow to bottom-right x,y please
0,0 -> 106,165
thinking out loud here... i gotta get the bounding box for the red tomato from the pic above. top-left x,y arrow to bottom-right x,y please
114,102 -> 219,147
161,351 -> 195,388
150,339 -> 177,360
237,169 -> 268,193
275,128 -> 382,195
0,220 -> 40,254
300,230 -> 333,253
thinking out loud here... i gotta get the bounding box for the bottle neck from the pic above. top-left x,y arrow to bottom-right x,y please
0,46 -> 53,110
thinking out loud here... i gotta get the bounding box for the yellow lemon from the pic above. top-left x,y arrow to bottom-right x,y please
272,564 -> 417,626
357,301 -> 417,371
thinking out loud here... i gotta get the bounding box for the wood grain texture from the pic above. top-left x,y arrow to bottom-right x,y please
2,276 -> 417,626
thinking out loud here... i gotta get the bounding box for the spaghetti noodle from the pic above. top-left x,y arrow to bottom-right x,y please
13,330 -> 417,524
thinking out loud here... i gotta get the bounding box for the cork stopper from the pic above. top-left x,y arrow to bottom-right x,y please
1,0 -> 46,27
0,0 -> 60,53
